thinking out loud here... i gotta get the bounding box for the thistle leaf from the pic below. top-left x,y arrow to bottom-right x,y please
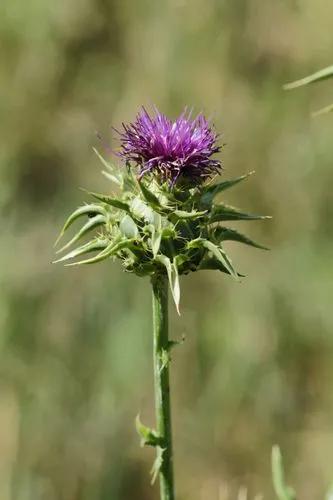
284,64 -> 333,90
201,171 -> 255,205
119,215 -> 138,238
55,204 -> 106,246
149,214 -> 162,257
53,238 -> 108,263
150,447 -> 164,485
204,240 -> 238,280
189,238 -> 239,280
65,239 -> 132,266
88,191 -> 130,212
173,209 -> 207,219
172,258 -> 180,313
213,227 -> 269,250
151,229 -> 162,258
168,334 -> 185,351
210,204 -> 271,223
93,147 -> 121,185
138,180 -> 161,207
135,415 -> 160,447
198,257 -> 244,276
272,445 -> 296,500
122,165 -> 137,192
130,197 -> 155,224
156,255 -> 181,314
56,214 -> 106,254
102,170 -> 122,185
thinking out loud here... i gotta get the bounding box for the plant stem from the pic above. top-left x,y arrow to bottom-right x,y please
152,275 -> 175,500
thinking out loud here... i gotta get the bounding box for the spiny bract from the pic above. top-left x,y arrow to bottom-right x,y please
54,109 -> 270,312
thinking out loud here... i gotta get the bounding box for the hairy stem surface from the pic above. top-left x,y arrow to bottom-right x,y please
152,275 -> 175,500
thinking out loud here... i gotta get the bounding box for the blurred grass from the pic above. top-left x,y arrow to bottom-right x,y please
1,0 -> 333,498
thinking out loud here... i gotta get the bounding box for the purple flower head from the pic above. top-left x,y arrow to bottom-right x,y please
116,107 -> 222,184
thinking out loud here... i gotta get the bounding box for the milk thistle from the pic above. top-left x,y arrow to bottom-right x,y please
55,107 -> 269,500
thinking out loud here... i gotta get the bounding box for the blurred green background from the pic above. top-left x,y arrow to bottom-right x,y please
1,0 -> 333,498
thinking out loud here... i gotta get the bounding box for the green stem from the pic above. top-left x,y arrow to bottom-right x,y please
152,275 -> 175,500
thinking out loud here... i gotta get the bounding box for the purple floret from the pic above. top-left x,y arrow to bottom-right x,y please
116,107 -> 222,184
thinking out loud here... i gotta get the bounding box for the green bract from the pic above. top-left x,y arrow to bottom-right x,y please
54,151 -> 270,313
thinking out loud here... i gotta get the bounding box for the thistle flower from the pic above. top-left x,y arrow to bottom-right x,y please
55,108 -> 270,302
116,107 -> 222,184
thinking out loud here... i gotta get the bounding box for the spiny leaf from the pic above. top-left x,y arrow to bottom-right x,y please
284,64 -> 333,90
135,415 -> 160,447
130,197 -> 155,224
93,147 -> 121,185
158,191 -> 174,211
173,209 -> 207,219
93,147 -> 116,172
55,204 -> 106,246
119,215 -> 138,239
56,214 -> 106,254
65,239 -> 133,266
203,240 -> 238,280
53,238 -> 108,263
102,170 -> 122,185
198,257 -> 244,276
138,180 -> 161,208
151,228 -> 162,258
81,187 -> 128,210
159,348 -> 170,373
213,227 -> 269,250
122,164 -> 137,191
189,239 -> 239,280
150,447 -> 164,485
156,255 -> 181,314
210,203 -> 271,223
150,213 -> 163,257
168,334 -> 185,351
174,254 -> 190,268
272,445 -> 296,500
87,190 -> 130,212
201,171 -> 255,205
172,258 -> 180,313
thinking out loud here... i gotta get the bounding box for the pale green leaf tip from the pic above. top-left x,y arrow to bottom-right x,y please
284,65 -> 333,90
63,256 -> 99,266
52,256 -> 65,264
55,244 -> 67,255
272,444 -> 281,461
283,81 -> 304,90
53,231 -> 64,248
52,250 -> 84,264
272,444 -> 296,500
311,103 -> 333,117
55,238 -> 78,255
64,258 -> 97,267
283,76 -> 315,90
